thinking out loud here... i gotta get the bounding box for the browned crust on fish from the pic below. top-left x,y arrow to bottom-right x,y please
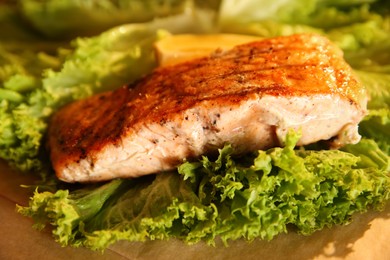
47,33 -> 366,182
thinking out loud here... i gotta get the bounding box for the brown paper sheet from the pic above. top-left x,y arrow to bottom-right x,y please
1,160 -> 389,260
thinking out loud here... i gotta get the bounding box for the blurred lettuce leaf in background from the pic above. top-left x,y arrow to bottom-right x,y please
19,0 -> 189,39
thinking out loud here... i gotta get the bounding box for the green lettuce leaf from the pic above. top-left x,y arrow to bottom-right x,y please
0,44 -> 63,172
18,131 -> 390,250
354,71 -> 390,155
218,0 -> 379,33
356,70 -> 390,109
359,111 -> 390,155
18,0 -> 221,39
218,0 -> 390,72
19,0 -> 189,39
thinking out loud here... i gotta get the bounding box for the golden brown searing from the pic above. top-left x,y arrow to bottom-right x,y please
48,33 -> 367,182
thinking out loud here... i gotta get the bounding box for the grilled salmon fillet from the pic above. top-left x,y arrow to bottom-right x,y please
48,33 -> 367,183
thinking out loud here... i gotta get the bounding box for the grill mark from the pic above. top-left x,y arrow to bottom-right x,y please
163,64 -> 334,100
151,47 -> 328,95
192,64 -> 325,82
217,46 -> 323,64
161,48 -> 319,80
155,44 -> 322,81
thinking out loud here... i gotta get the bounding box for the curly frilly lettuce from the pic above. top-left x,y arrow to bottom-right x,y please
18,132 -> 390,250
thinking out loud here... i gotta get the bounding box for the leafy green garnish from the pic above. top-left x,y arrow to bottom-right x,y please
18,132 -> 390,250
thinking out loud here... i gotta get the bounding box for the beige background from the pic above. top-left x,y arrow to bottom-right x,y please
1,160 -> 389,260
